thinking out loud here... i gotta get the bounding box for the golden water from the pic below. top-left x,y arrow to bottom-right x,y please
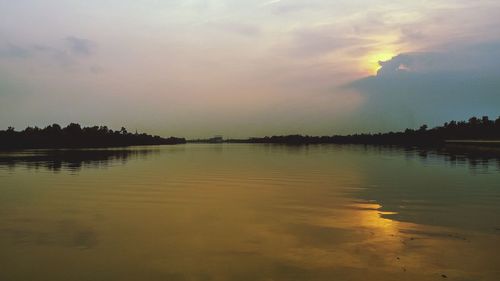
0,144 -> 499,280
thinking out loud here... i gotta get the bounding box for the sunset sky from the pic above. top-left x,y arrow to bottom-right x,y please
1,0 -> 500,138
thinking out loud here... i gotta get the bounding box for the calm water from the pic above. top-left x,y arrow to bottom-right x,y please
0,144 -> 499,281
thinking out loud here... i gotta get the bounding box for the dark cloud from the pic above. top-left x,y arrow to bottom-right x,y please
345,41 -> 500,130
377,41 -> 500,76
376,52 -> 441,76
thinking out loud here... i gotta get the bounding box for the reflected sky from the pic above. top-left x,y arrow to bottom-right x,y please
0,144 -> 499,281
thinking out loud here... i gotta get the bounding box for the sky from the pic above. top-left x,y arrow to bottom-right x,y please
1,0 -> 499,138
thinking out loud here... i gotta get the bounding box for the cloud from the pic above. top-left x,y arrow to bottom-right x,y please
376,52 -> 441,76
267,2 -> 313,15
207,22 -> 261,37
0,43 -> 31,58
288,28 -> 371,58
376,42 -> 500,76
344,41 -> 500,130
0,36 -> 97,68
260,0 -> 282,7
65,36 -> 95,56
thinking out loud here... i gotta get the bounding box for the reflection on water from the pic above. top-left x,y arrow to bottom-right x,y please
354,144 -> 500,173
0,148 -> 159,172
0,144 -> 499,281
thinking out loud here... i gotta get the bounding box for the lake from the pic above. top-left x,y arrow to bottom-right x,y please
0,144 -> 499,281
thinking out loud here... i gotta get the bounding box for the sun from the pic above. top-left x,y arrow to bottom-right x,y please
364,52 -> 396,75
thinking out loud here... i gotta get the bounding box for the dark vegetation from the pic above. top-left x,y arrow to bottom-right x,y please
1,116 -> 499,149
228,116 -> 500,145
0,123 -> 186,149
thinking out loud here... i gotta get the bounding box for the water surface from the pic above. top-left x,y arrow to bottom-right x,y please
0,144 -> 499,281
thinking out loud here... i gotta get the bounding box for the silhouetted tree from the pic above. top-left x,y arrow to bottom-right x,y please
227,116 -> 500,145
0,123 -> 186,149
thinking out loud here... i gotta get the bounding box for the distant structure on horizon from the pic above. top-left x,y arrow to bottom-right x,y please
185,135 -> 224,144
208,135 -> 224,143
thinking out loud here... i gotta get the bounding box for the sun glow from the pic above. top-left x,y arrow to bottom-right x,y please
364,52 -> 396,75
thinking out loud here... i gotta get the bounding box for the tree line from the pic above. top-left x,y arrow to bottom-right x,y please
0,123 -> 186,149
227,116 -> 500,145
2,116 -> 499,148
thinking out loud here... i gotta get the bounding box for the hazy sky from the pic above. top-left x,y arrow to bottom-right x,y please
1,0 -> 500,137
